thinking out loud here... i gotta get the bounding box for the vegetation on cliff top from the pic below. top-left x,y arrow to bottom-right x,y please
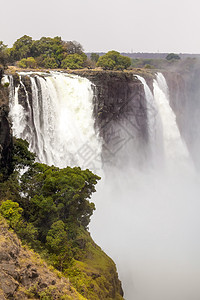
0,138 -> 124,299
1,35 -> 194,73
0,36 -> 88,70
0,36 -> 131,71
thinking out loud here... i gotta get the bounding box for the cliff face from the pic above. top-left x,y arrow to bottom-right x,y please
0,70 -> 124,300
71,70 -> 150,167
71,70 -> 149,134
0,70 -> 13,178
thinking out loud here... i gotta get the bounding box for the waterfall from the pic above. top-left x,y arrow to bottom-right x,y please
9,71 -> 200,300
153,73 -> 193,173
136,75 -> 164,167
9,76 -> 28,139
9,72 -> 102,172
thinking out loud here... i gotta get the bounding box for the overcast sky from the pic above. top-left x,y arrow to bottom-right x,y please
1,0 -> 200,53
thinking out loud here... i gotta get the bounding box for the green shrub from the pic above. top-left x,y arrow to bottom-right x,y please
17,57 -> 37,68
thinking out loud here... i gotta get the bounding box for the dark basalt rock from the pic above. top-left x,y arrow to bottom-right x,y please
70,70 -> 150,168
0,80 -> 13,178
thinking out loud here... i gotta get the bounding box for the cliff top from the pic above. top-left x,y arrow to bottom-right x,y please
5,65 -> 155,79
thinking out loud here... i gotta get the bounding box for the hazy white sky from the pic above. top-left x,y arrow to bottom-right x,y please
1,0 -> 200,53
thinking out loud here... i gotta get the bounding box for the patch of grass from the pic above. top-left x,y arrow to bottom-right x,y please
64,228 -> 123,300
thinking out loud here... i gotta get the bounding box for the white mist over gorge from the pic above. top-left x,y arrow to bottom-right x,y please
7,70 -> 200,300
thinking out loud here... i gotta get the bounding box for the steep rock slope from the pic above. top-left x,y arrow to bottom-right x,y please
0,215 -> 124,299
0,216 -> 86,300
0,70 -> 124,299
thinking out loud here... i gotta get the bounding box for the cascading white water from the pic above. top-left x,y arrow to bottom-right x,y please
90,73 -> 200,300
136,75 -> 164,167
153,73 -> 193,173
9,72 -> 102,172
9,76 -> 28,139
9,71 -> 200,300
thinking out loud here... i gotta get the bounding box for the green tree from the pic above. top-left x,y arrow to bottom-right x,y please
0,138 -> 100,267
61,53 -> 86,69
97,56 -> 116,70
42,57 -> 58,69
17,222 -> 38,247
97,51 -> 131,70
10,35 -> 33,61
166,53 -> 181,60
31,36 -> 63,66
20,164 -> 99,231
18,57 -> 37,68
26,194 -> 57,240
46,220 -> 68,254
117,55 -> 132,70
12,138 -> 36,171
7,36 -> 87,69
46,220 -> 72,270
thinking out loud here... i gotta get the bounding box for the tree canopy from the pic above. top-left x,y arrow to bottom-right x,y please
97,50 -> 131,70
6,35 -> 87,69
10,35 -> 33,61
61,53 -> 87,69
1,138 -> 100,240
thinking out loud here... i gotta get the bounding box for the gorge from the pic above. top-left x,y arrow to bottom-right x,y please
1,66 -> 200,300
